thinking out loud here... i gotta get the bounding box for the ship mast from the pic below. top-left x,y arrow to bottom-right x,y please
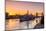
27,10 -> 29,15
27,10 -> 29,29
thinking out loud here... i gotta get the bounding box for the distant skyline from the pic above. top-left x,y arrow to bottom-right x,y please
6,1 -> 44,16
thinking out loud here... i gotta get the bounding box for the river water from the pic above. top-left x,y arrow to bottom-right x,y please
6,17 -> 41,30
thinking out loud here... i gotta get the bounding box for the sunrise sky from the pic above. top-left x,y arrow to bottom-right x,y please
6,1 -> 44,16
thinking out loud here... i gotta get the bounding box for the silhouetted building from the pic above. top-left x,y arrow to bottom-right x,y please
36,12 -> 38,16
5,12 -> 9,19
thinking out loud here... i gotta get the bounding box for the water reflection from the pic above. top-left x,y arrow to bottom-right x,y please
6,17 -> 42,30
